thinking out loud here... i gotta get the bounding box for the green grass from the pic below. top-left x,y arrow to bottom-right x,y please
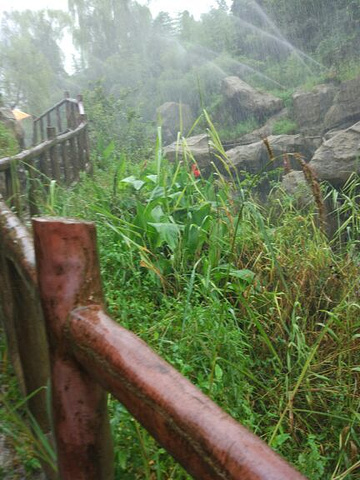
2,128 -> 360,479
272,118 -> 298,135
31,133 -> 360,479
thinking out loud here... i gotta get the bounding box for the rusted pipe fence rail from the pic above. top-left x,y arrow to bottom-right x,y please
0,94 -> 90,216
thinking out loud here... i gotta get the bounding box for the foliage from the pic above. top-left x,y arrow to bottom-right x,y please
0,122 -> 18,157
216,117 -> 259,142
233,0 -> 360,65
272,117 -> 297,135
32,131 -> 360,479
83,82 -> 153,162
0,10 -> 70,114
0,329 -> 56,478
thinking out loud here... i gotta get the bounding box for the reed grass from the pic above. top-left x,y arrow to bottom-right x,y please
2,128 -> 359,479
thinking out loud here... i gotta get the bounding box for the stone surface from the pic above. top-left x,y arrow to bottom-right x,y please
163,134 -> 214,168
292,84 -> 337,134
281,170 -> 313,207
221,76 -> 283,123
226,134 -> 316,174
227,109 -> 290,147
324,76 -> 360,132
157,102 -> 194,145
309,121 -> 360,186
0,108 -> 25,150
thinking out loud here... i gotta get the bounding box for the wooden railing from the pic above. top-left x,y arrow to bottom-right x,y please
0,93 -> 90,216
0,98 -> 307,480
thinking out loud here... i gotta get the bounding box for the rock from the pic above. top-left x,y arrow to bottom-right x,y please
227,109 -> 290,147
292,84 -> 337,134
0,108 -> 25,150
309,121 -> 360,186
221,76 -> 283,123
163,134 -> 214,169
324,76 -> 360,131
157,102 -> 194,145
226,134 -> 316,174
282,171 -> 313,208
323,129 -> 346,141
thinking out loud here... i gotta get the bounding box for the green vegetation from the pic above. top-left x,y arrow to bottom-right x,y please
272,118 -> 298,135
217,117 -> 259,142
1,1 -> 360,122
0,123 -> 18,157
16,129 -> 355,479
1,1 -> 360,478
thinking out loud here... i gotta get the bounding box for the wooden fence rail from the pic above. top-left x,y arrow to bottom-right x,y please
0,93 -> 89,216
0,97 -> 307,479
0,209 -> 307,479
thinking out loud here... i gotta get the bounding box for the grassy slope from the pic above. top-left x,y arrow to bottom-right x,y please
37,141 -> 360,480
1,134 -> 359,479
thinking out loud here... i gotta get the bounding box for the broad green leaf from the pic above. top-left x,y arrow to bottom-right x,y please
121,175 -> 145,191
149,222 -> 183,251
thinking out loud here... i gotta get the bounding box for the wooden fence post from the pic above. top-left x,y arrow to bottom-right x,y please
33,218 -> 114,480
5,163 -> 21,214
69,136 -> 79,182
25,159 -> 40,217
47,127 -> 61,182
0,201 -> 54,478
33,120 -> 38,146
61,142 -> 71,185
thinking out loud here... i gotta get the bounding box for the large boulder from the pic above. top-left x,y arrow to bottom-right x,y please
163,134 -> 214,169
292,84 -> 337,134
157,102 -> 194,145
324,76 -> 360,132
309,121 -> 360,187
0,108 -> 25,150
226,134 -> 317,174
221,76 -> 283,123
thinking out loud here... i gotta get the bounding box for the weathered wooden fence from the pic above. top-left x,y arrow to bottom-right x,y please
0,93 -> 90,216
0,98 -> 307,480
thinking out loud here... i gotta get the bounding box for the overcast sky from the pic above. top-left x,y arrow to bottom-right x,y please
0,0 -> 231,19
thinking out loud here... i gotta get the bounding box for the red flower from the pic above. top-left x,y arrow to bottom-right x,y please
191,163 -> 201,178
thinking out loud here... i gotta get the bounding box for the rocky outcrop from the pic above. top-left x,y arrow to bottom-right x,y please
163,134 -> 214,168
0,108 -> 25,150
229,109 -> 290,146
157,102 -> 194,145
292,84 -> 337,134
221,76 -> 283,123
324,77 -> 360,132
282,171 -> 313,207
309,121 -> 360,186
161,75 -> 360,188
225,134 -> 317,174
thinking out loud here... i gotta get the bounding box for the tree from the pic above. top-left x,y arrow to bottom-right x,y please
231,0 -> 360,64
68,0 -> 152,67
0,10 -> 70,113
